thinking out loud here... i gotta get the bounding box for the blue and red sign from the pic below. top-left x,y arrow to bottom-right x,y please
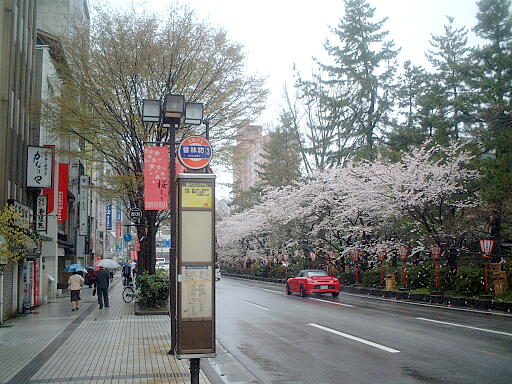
178,136 -> 212,170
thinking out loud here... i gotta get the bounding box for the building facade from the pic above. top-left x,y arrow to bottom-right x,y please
0,0 -> 90,322
233,125 -> 268,191
0,0 -> 39,322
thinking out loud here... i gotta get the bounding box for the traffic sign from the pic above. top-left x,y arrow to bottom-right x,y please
128,207 -> 143,222
123,233 -> 133,242
178,136 -> 212,170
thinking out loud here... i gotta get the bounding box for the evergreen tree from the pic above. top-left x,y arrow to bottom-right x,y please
257,112 -> 302,189
319,0 -> 399,161
471,0 -> 512,250
426,16 -> 472,140
385,61 -> 429,158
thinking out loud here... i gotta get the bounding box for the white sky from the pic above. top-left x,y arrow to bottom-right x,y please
112,0 -> 481,198
144,0 -> 479,125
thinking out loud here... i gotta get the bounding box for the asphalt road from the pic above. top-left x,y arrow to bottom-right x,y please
213,277 -> 512,384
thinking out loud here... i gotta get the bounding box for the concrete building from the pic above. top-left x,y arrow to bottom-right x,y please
1,0 -> 90,322
233,125 -> 268,191
0,0 -> 39,323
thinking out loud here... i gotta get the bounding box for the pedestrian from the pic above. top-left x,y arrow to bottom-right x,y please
122,264 -> 132,286
68,271 -> 84,312
95,266 -> 110,309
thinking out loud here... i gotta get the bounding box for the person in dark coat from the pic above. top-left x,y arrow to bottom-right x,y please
95,266 -> 110,309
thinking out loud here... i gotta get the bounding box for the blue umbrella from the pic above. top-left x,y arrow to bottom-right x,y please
64,264 -> 86,272
118,261 -> 131,267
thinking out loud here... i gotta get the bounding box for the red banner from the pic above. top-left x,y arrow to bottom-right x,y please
43,145 -> 56,213
116,221 -> 122,239
144,146 -> 170,210
57,163 -> 68,223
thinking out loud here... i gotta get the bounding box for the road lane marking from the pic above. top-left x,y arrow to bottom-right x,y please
309,323 -> 400,353
262,288 -> 281,294
242,299 -> 271,311
416,317 -> 512,337
231,282 -> 246,287
308,297 -> 354,308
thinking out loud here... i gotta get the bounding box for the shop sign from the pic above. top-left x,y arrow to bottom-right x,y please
27,146 -> 53,188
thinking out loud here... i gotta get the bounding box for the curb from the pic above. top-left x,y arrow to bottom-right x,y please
222,272 -> 512,313
201,358 -> 226,384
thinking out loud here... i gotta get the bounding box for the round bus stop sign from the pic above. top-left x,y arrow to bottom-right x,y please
177,136 -> 212,170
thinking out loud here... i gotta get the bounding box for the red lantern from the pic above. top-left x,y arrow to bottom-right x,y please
430,243 -> 442,261
398,245 -> 408,261
480,239 -> 494,260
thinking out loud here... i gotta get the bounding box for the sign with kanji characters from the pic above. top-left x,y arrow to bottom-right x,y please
178,136 -> 212,170
106,204 -> 112,230
57,164 -> 68,224
27,146 -> 53,188
181,181 -> 213,208
97,202 -> 106,232
144,146 -> 170,210
36,195 -> 48,233
79,175 -> 90,236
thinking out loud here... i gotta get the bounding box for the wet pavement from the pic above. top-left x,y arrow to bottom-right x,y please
214,277 -> 512,384
0,277 -> 212,384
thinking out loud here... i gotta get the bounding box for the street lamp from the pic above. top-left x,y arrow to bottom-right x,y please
141,94 -> 203,361
398,245 -> 408,288
429,242 -> 442,290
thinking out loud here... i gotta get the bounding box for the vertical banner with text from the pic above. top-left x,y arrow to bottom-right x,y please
79,175 -> 90,236
57,164 -> 68,223
106,203 -> 112,230
144,146 -> 170,210
97,202 -> 106,232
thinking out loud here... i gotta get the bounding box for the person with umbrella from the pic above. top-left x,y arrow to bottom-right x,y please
95,266 -> 110,309
67,269 -> 84,312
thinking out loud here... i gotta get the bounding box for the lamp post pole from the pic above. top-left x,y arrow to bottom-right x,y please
169,121 -> 177,354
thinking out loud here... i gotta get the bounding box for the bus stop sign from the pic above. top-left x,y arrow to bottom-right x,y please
178,136 -> 212,170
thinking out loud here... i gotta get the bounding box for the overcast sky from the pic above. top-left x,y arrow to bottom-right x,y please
125,0 -> 480,125
112,0 -> 482,198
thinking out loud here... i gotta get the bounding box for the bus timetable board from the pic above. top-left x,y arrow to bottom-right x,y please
176,173 -> 216,359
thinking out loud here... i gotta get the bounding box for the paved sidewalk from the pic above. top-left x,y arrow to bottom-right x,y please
0,277 -> 211,384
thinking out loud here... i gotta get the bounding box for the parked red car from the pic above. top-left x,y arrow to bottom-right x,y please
286,269 -> 340,297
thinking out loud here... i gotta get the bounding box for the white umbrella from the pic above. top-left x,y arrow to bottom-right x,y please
97,259 -> 121,268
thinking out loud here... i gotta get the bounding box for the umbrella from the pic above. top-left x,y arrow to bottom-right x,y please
64,264 -> 86,272
130,262 -> 136,266
118,261 -> 131,267
97,259 -> 121,269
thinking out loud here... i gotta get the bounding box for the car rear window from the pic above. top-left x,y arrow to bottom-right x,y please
306,271 -> 329,277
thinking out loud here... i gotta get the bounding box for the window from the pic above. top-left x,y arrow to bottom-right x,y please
306,271 -> 329,277
7,180 -> 11,199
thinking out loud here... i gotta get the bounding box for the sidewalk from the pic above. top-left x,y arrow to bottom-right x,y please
0,276 -> 212,384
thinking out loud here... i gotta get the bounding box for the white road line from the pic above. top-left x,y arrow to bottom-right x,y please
341,292 -> 512,317
308,297 -> 354,308
309,323 -> 400,353
231,282 -> 246,287
416,317 -> 512,337
242,299 -> 271,311
262,288 -> 281,294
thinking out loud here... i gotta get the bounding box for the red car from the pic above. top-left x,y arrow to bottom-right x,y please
286,269 -> 340,297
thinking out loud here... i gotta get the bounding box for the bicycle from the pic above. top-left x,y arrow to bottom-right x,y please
122,282 -> 137,303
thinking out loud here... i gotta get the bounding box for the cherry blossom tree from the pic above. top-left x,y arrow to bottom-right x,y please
217,142 -> 480,273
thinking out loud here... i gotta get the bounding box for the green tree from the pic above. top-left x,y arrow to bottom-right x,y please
426,16 -> 472,141
470,0 -> 512,252
257,112 -> 302,189
44,4 -> 267,273
319,0 -> 399,161
385,60 -> 429,158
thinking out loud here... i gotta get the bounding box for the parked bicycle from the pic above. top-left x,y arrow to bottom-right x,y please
122,282 -> 137,303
